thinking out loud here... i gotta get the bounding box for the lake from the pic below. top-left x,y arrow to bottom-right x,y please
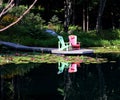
0,53 -> 120,100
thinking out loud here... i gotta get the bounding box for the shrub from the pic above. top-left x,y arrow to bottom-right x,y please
111,40 -> 120,46
0,14 -> 17,26
2,5 -> 46,39
46,15 -> 63,32
98,29 -> 120,40
100,40 -> 111,47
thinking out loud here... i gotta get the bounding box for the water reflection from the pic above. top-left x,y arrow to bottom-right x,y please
0,63 -> 60,100
57,61 -> 120,100
0,63 -> 39,100
57,62 -> 81,74
0,60 -> 120,100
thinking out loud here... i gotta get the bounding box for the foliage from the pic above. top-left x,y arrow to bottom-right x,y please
111,40 -> 120,46
73,29 -> 120,47
0,14 -> 17,27
99,40 -> 111,46
98,29 -> 120,40
68,25 -> 82,33
92,46 -> 120,53
9,5 -> 28,17
0,53 -> 107,66
0,28 -> 120,48
18,13 -> 45,39
49,15 -> 62,25
0,5 -> 46,40
46,15 -> 63,32
0,5 -> 120,48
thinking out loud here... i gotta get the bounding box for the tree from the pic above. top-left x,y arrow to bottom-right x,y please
96,0 -> 107,33
0,0 -> 15,18
0,0 -> 37,32
64,0 -> 72,32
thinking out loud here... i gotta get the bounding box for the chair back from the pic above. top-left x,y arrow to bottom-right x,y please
57,36 -> 66,47
68,35 -> 77,45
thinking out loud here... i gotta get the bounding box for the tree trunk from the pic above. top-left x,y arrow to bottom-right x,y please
82,0 -> 89,32
111,11 -> 115,30
82,5 -> 85,32
72,0 -> 75,25
64,0 -> 72,32
86,1 -> 89,32
96,0 -> 107,34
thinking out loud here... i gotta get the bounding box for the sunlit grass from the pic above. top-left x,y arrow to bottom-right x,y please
91,46 -> 120,53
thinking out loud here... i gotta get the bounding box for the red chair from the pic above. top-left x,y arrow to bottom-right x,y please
68,35 -> 80,50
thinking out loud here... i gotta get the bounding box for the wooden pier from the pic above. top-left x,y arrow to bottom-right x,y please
0,41 -> 94,55
51,48 -> 94,55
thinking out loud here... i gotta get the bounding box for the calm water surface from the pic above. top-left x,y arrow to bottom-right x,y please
0,57 -> 120,100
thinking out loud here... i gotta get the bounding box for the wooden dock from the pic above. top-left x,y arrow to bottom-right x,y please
0,41 -> 94,55
51,48 -> 94,55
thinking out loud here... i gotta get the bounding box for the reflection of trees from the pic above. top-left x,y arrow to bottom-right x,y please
103,62 -> 120,100
63,69 -> 76,100
58,63 -> 109,100
0,72 -> 15,100
96,64 -> 107,100
0,62 -> 41,99
0,63 -> 59,100
0,63 -> 40,79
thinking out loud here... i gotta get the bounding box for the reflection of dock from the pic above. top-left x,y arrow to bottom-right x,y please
51,48 -> 94,55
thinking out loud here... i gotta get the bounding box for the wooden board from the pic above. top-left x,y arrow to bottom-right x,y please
51,48 -> 94,55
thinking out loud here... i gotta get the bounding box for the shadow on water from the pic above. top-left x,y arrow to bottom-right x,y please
57,60 -> 120,100
0,63 -> 63,100
0,54 -> 120,100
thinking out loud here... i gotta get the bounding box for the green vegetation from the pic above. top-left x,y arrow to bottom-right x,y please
0,52 -> 107,65
0,6 -> 120,48
92,46 -> 120,53
0,28 -> 120,48
0,5 -> 120,66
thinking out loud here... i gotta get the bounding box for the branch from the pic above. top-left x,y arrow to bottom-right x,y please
0,0 -> 14,17
0,0 -> 38,32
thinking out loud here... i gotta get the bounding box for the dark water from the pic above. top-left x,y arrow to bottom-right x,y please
0,57 -> 120,100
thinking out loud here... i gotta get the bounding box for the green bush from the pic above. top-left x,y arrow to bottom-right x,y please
45,15 -> 63,33
97,29 -> 120,40
0,5 -> 120,48
3,5 -> 46,39
111,40 -> 120,46
97,40 -> 110,47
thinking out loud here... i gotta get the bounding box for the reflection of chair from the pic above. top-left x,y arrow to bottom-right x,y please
68,35 -> 80,50
57,62 -> 70,74
57,36 -> 71,51
68,63 -> 77,73
57,62 -> 81,74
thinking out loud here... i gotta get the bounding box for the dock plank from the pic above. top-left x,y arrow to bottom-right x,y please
51,48 -> 94,55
